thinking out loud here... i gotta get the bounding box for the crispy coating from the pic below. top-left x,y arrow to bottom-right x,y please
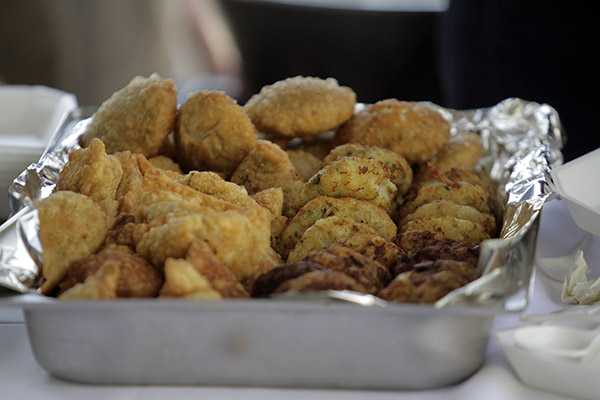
185,171 -> 256,209
279,196 -> 397,257
337,233 -> 402,270
160,258 -> 222,300
158,132 -> 178,159
303,245 -> 390,294
400,180 -> 490,220
57,139 -> 123,223
281,180 -> 320,218
38,191 -> 109,294
399,216 -> 490,253
80,74 -> 176,157
113,151 -> 146,201
185,241 -> 248,298
401,200 -> 496,235
245,76 -> 356,137
271,215 -> 288,250
105,215 -> 149,248
252,261 -> 324,297
58,245 -> 162,298
59,263 -> 120,300
253,187 -> 284,217
393,239 -> 479,275
148,155 -> 182,173
287,216 -> 379,263
336,100 -> 450,163
274,270 -> 366,294
308,157 -> 398,214
242,247 -> 283,292
378,260 -> 479,304
231,140 -> 300,194
175,91 -> 256,174
136,209 -> 271,282
324,144 -> 413,195
429,133 -> 484,172
287,150 -> 323,181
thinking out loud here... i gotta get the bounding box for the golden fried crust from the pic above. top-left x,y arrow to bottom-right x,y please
287,216 -> 379,263
252,261 -> 324,297
38,191 -> 109,294
429,133 -> 484,172
105,215 -> 149,248
324,144 -> 413,194
271,215 -> 288,250
148,156 -> 182,173
279,196 -> 397,257
81,74 -> 176,157
393,239 -> 479,275
136,209 -> 271,282
186,241 -> 248,298
303,245 -> 390,294
252,187 -> 284,217
400,180 -> 490,220
335,100 -> 450,163
59,263 -> 120,300
175,91 -> 257,174
245,76 -> 356,137
378,260 -> 479,304
242,247 -> 283,292
281,180 -> 320,218
401,200 -> 496,236
58,245 -> 162,298
57,139 -> 123,223
159,258 -> 222,300
399,216 -> 490,253
309,157 -> 398,214
274,270 -> 366,294
185,171 -> 255,209
337,233 -> 402,270
287,150 -> 323,181
231,140 -> 300,194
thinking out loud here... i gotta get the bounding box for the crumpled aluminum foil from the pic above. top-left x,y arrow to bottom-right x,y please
0,100 -> 564,309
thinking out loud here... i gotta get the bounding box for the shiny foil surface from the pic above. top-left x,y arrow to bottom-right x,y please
0,100 -> 564,309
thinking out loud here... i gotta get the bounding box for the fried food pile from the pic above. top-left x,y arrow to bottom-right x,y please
37,74 -> 498,304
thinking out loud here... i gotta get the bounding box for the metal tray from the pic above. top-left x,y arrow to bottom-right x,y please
0,98 -> 561,388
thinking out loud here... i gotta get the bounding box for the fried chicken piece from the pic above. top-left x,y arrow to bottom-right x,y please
378,260 -> 479,304
38,191 -> 109,294
253,187 -> 284,217
242,246 -> 283,292
148,155 -> 182,173
303,245 -> 390,294
158,132 -> 178,159
105,214 -> 150,248
58,245 -> 162,298
136,209 -> 271,282
274,270 -> 366,294
324,144 -> 413,195
306,157 -> 398,214
159,258 -> 222,300
401,200 -> 496,236
57,139 -> 123,223
399,180 -> 490,220
245,76 -> 356,137
335,100 -> 450,164
337,233 -> 402,270
252,261 -> 324,297
80,74 -> 176,157
287,216 -> 379,263
185,241 -> 248,298
175,91 -> 257,175
59,263 -> 120,300
279,196 -> 397,257
113,151 -> 146,201
393,239 -> 479,275
428,133 -> 484,172
185,171 -> 256,209
399,216 -> 490,254
271,215 -> 288,250
287,150 -> 323,181
231,140 -> 300,194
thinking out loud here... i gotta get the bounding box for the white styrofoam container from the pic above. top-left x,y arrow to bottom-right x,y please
552,148 -> 600,236
0,86 -> 77,218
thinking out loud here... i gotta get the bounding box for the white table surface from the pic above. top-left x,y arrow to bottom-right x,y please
0,200 -> 590,399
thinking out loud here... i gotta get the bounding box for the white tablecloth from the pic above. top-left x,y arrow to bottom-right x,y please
0,200 -> 590,399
